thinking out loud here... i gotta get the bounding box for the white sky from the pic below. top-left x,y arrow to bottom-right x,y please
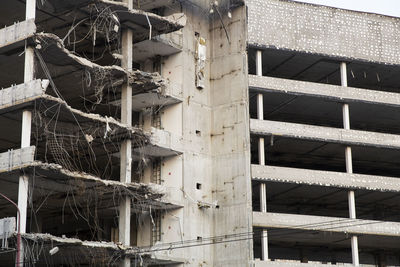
293,0 -> 400,17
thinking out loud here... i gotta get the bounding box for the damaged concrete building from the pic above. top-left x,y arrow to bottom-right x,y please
1,0 -> 400,266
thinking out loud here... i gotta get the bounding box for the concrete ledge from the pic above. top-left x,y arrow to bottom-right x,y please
253,212 -> 400,237
0,80 -> 49,112
252,164 -> 400,192
254,260 -> 371,267
254,260 -> 359,267
136,127 -> 183,157
0,19 -> 36,52
250,119 -> 400,149
133,31 -> 183,62
0,146 -> 35,172
249,75 -> 400,107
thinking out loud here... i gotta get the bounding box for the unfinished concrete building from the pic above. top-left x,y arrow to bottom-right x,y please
0,0 -> 250,266
248,0 -> 400,266
1,0 -> 400,266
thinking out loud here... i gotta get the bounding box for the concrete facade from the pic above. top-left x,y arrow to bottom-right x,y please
248,0 -> 400,266
1,0 -> 400,266
0,0 -> 251,266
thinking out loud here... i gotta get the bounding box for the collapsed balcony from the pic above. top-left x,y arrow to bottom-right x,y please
0,0 -> 185,64
0,147 -> 182,264
0,232 -> 183,266
0,32 -> 182,118
0,82 -> 183,179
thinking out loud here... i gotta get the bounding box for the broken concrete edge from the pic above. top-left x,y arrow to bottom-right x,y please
149,127 -> 183,153
251,164 -> 400,193
129,70 -> 168,95
33,161 -> 183,208
0,19 -> 36,51
249,75 -> 400,108
253,212 -> 400,237
250,119 -> 400,150
0,88 -> 184,160
36,32 -> 127,77
0,90 -> 147,139
0,156 -> 182,208
101,0 -> 186,32
15,232 -> 182,260
35,161 -> 161,192
36,33 -> 170,94
20,232 -> 126,250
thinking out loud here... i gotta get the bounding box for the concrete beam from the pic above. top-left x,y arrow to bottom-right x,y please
248,0 -> 400,65
253,212 -> 400,237
249,75 -> 400,108
250,119 -> 400,149
254,260 -> 357,267
0,147 -> 35,172
0,80 -> 48,111
135,127 -> 183,158
0,19 -> 36,53
252,164 -> 400,193
133,32 -> 183,62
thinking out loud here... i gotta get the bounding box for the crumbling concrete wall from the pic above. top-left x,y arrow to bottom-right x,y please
248,0 -> 400,65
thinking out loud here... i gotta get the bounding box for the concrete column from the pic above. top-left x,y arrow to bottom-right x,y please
17,1 -> 36,266
341,62 -> 359,266
119,1 -> 133,266
256,50 -> 268,261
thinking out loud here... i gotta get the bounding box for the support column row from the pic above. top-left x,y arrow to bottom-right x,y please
340,62 -> 359,266
256,50 -> 269,261
17,0 -> 36,266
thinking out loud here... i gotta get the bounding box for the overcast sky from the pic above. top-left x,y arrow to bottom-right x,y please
293,0 -> 400,17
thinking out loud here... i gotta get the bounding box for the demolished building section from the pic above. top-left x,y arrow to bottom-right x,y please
0,0 -> 254,266
0,0 -> 186,266
248,0 -> 400,266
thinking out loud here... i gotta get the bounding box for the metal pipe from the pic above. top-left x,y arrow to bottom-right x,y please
341,62 -> 359,266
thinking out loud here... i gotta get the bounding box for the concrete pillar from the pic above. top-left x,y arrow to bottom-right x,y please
341,62 -> 359,266
256,50 -> 268,261
119,1 -> 133,266
17,1 -> 36,266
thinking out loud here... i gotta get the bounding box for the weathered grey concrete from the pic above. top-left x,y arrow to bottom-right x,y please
0,217 -> 15,240
251,119 -> 400,149
0,146 -> 35,171
133,31 -> 183,62
0,19 -> 35,51
249,75 -> 400,107
252,164 -> 400,192
211,5 -> 253,267
247,0 -> 400,65
253,212 -> 400,237
254,260 -> 365,267
137,127 -> 183,157
0,80 -> 48,110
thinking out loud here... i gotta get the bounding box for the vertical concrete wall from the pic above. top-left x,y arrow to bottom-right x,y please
151,2 -> 215,265
210,5 -> 253,267
137,2 -> 251,266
